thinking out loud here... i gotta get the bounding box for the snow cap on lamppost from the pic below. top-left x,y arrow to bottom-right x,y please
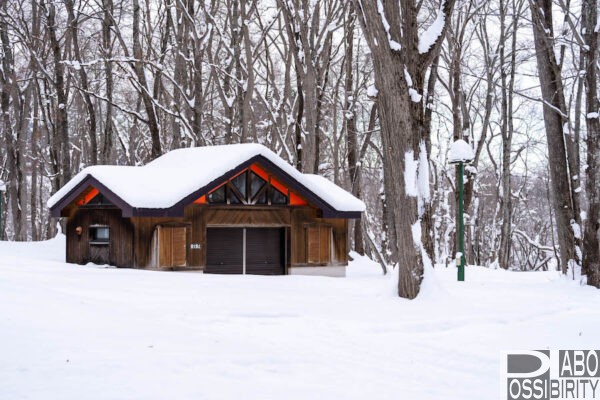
448,139 -> 475,165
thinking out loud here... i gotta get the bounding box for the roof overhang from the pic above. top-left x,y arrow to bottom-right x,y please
50,155 -> 362,219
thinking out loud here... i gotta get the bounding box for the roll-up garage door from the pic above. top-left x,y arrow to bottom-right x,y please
205,227 -> 284,275
205,228 -> 244,274
246,228 -> 285,275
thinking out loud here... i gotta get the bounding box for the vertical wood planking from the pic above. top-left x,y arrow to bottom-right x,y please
66,207 -> 134,267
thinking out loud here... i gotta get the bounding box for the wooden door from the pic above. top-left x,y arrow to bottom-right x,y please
306,225 -> 331,265
159,226 -> 187,267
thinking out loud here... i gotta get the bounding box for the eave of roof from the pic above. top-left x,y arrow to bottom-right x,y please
49,154 -> 363,219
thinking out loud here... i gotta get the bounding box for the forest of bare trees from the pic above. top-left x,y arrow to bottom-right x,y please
0,0 -> 599,297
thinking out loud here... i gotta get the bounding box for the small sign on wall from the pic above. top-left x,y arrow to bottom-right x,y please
190,243 -> 202,250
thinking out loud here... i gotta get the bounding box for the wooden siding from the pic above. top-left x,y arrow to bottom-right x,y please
306,225 -> 332,265
185,205 -> 205,267
66,206 -> 134,267
290,208 -> 348,266
66,203 -> 348,271
204,207 -> 290,226
131,217 -> 193,269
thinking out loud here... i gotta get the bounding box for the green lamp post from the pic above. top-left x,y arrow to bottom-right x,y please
449,139 -> 475,282
0,180 -> 5,240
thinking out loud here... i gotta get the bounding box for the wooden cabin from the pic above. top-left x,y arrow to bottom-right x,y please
48,144 -> 364,277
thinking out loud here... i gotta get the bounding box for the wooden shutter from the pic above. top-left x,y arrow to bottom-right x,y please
171,227 -> 187,266
307,225 -> 331,265
159,226 -> 187,267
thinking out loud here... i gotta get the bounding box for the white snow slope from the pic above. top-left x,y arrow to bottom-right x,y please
1,237 -> 599,399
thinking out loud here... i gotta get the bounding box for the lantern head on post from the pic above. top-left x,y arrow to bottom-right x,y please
448,139 -> 475,165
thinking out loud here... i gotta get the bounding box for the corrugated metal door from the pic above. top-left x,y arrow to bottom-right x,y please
205,228 -> 244,274
246,228 -> 284,275
205,227 -> 284,275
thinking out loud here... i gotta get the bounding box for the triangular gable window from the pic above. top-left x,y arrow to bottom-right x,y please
86,192 -> 113,206
207,185 -> 226,203
207,167 -> 290,206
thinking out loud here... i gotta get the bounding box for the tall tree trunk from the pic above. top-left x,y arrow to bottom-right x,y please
30,98 -> 41,241
354,0 -> 455,298
240,0 -> 257,143
45,0 -> 71,186
65,0 -> 97,166
529,0 -> 580,273
344,3 -> 364,254
132,0 -> 161,159
582,0 -> 600,287
0,12 -> 22,240
101,0 -> 114,162
498,0 -> 518,269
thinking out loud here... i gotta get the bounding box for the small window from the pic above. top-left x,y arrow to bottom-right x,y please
90,226 -> 110,245
255,190 -> 268,205
232,172 -> 247,199
249,172 -> 266,199
272,187 -> 288,205
208,185 -> 226,203
207,167 -> 290,205
87,193 -> 112,205
228,184 -> 243,204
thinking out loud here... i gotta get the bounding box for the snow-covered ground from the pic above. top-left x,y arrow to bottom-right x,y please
0,237 -> 598,399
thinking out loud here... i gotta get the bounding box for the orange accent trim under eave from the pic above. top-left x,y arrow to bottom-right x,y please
250,164 -> 307,205
289,192 -> 307,206
194,163 -> 309,206
194,195 -> 207,204
76,187 -> 100,206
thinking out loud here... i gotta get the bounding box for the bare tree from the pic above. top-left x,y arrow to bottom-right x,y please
354,0 -> 456,298
529,0 -> 581,274
581,0 -> 600,287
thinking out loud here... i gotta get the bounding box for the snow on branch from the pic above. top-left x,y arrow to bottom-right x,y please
513,229 -> 556,254
418,2 -> 446,54
404,140 -> 431,214
376,0 -> 401,51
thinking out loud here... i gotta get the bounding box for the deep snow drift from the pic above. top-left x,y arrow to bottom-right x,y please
0,237 -> 598,399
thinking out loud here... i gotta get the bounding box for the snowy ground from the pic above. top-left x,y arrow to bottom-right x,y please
0,237 -> 598,399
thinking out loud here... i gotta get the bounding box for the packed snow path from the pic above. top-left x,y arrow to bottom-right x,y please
0,236 -> 598,399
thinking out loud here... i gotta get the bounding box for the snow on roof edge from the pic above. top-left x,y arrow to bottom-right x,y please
47,144 -> 366,213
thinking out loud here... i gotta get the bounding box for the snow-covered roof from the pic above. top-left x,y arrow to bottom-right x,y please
48,143 -> 365,216
448,139 -> 475,164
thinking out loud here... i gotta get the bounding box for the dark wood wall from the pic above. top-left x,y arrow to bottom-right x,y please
66,206 -> 134,267
66,204 -> 349,271
290,208 -> 348,266
131,217 -> 193,268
